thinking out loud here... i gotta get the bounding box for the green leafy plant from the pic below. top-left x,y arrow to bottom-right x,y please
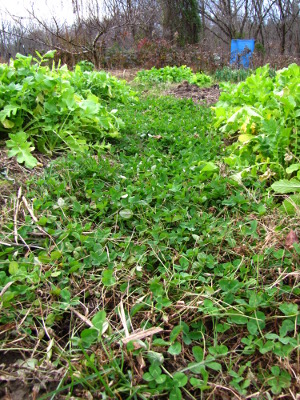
6,131 -> 38,168
214,63 -> 300,179
0,51 -> 134,167
143,363 -> 188,399
214,66 -> 255,82
135,65 -> 212,87
0,72 -> 299,399
266,366 -> 292,394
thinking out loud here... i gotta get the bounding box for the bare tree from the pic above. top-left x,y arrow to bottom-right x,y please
0,0 -> 163,67
201,0 -> 251,44
269,0 -> 299,54
248,0 -> 275,47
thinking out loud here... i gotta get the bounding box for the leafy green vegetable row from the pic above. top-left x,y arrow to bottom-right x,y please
0,51 -> 136,168
213,63 -> 299,190
135,65 -> 212,87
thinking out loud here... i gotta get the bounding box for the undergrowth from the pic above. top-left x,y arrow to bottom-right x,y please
0,78 -> 299,399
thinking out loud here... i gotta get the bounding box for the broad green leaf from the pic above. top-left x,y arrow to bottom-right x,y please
247,311 -> 266,335
208,345 -> 228,356
6,132 -> 38,169
168,341 -> 182,355
60,289 -> 71,302
146,351 -> 164,365
206,361 -> 222,371
200,162 -> 219,173
9,261 -> 19,275
43,50 -> 56,59
228,315 -> 248,325
102,269 -> 116,286
2,119 -> 15,129
192,346 -> 204,362
149,364 -> 161,379
45,313 -> 56,326
143,372 -> 154,382
279,303 -> 298,316
279,319 -> 295,337
173,372 -> 188,388
271,179 -> 300,194
155,374 -> 166,384
259,340 -> 274,354
152,338 -> 170,346
269,368 -> 291,394
170,325 -> 183,342
169,387 -> 182,400
80,328 -> 98,347
1,291 -> 15,305
249,292 -> 263,308
119,209 -> 133,219
50,271 -> 62,278
190,376 -> 209,389
238,133 -> 254,143
92,310 -> 108,334
286,164 -> 300,174
50,250 -> 62,261
38,216 -> 48,226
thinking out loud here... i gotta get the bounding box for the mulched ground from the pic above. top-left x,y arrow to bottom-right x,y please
167,81 -> 220,105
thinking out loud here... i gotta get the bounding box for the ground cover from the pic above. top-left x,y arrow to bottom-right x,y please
0,60 -> 299,399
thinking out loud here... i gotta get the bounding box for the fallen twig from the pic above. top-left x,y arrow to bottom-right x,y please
121,327 -> 163,345
0,239 -> 45,250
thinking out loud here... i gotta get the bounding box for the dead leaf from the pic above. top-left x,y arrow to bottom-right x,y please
121,327 -> 163,345
285,230 -> 299,250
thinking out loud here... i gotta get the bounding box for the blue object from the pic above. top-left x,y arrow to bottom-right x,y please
230,39 -> 255,68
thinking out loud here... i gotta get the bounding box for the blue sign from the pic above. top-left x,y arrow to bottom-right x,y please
230,39 -> 255,68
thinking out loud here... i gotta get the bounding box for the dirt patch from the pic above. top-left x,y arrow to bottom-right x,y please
167,81 -> 220,105
0,351 -> 64,400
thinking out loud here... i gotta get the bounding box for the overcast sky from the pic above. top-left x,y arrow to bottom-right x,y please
0,0 -> 76,24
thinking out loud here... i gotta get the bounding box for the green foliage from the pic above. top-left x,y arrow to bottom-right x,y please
136,65 -> 212,87
0,51 -> 135,168
75,60 -> 95,72
271,178 -> 300,193
70,64 -> 137,103
214,66 -> 254,82
214,63 -> 300,180
0,69 -> 299,398
6,131 -> 38,168
266,366 -> 292,394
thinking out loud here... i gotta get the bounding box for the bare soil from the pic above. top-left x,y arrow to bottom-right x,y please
0,349 -> 63,400
167,81 -> 220,105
